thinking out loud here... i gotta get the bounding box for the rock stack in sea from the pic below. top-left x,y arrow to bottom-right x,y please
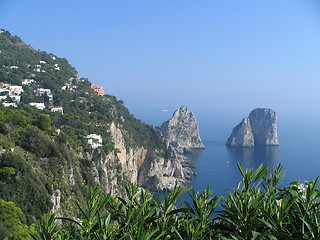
226,108 -> 279,147
159,106 -> 205,154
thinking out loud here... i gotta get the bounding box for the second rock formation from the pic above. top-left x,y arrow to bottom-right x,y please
226,108 -> 279,147
159,106 -> 205,154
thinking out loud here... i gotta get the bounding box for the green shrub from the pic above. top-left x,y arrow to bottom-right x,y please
18,127 -> 59,158
30,164 -> 320,239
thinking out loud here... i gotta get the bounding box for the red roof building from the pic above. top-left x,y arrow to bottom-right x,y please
90,84 -> 105,96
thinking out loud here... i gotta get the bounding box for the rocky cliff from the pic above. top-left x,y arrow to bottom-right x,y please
226,108 -> 279,147
226,117 -> 254,147
159,106 -> 205,154
91,122 -> 192,192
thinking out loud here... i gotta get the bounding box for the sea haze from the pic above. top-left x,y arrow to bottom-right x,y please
136,108 -> 320,198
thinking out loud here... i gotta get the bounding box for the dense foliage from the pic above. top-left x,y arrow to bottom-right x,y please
22,164 -> 320,240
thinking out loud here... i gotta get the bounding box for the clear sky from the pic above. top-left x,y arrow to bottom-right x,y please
1,0 -> 320,121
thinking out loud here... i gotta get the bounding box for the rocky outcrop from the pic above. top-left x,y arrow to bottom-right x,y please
138,152 -> 194,191
50,190 -> 61,213
93,122 -> 193,193
109,122 -> 147,183
159,106 -> 205,154
226,117 -> 254,147
226,108 -> 279,147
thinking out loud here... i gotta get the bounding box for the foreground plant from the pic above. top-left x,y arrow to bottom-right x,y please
30,164 -> 320,240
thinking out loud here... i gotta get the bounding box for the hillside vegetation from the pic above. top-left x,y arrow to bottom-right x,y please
0,29 -> 173,232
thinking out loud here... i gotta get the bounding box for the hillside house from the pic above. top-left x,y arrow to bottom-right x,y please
85,134 -> 103,149
0,84 -> 23,103
90,84 -> 105,96
9,95 -> 21,102
61,84 -> 77,91
22,79 -> 35,85
51,107 -> 64,114
35,88 -> 53,101
9,85 -> 23,95
29,102 -> 45,110
3,102 -> 17,108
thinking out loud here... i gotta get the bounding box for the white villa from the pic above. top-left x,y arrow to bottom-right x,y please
9,85 -> 23,95
22,79 -> 35,85
54,64 -> 60,71
0,84 -> 23,103
35,88 -> 53,101
61,84 -> 78,91
29,102 -> 45,110
51,107 -> 63,114
3,102 -> 17,107
85,134 -> 103,149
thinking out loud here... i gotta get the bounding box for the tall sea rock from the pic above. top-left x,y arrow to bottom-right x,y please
159,106 -> 205,154
226,117 -> 254,147
226,108 -> 279,147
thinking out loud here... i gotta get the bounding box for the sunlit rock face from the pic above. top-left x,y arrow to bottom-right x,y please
226,108 -> 279,147
249,108 -> 279,146
159,106 -> 205,154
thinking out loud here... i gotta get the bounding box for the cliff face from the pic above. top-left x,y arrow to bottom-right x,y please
249,108 -> 279,146
109,122 -> 147,183
226,117 -> 254,147
138,152 -> 194,191
159,106 -> 205,154
226,108 -> 279,147
90,122 -> 192,193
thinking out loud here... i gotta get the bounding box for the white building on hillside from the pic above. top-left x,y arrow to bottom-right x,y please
85,134 -> 103,149
3,102 -> 17,107
35,88 -> 53,101
0,84 -> 23,103
29,102 -> 45,110
51,107 -> 63,114
22,79 -> 35,85
9,95 -> 21,102
54,64 -> 60,71
9,85 -> 23,95
35,88 -> 51,96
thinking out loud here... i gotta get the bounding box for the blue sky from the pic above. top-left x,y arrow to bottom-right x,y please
1,0 -> 320,122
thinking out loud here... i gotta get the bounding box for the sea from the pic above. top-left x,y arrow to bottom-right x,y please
132,108 -> 320,200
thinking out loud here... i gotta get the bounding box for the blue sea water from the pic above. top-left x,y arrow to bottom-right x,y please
134,108 -> 320,199
191,111 -> 320,199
